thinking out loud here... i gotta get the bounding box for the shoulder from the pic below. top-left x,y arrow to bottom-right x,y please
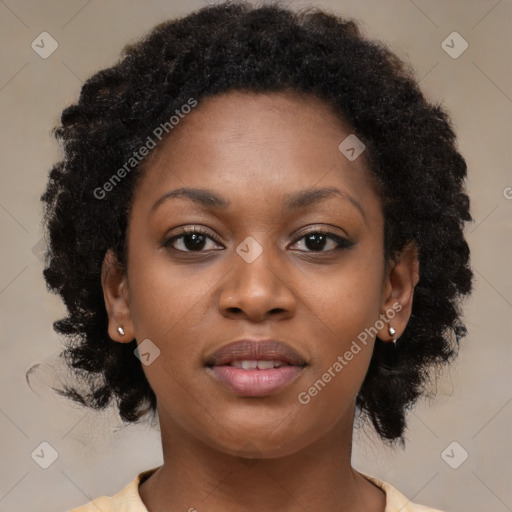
66,467 -> 159,512
358,471 -> 446,512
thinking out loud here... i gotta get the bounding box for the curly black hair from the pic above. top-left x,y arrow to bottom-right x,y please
38,0 -> 472,446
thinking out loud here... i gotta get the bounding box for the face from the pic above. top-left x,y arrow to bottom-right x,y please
102,90 -> 417,459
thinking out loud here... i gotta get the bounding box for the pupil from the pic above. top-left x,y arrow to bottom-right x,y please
185,233 -> 206,251
306,233 -> 326,251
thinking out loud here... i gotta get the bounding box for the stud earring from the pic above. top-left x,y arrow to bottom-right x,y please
117,326 -> 125,336
388,325 -> 397,345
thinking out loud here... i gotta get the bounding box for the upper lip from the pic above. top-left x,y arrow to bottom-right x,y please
205,339 -> 307,367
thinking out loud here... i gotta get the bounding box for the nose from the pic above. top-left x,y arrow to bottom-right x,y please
217,243 -> 296,322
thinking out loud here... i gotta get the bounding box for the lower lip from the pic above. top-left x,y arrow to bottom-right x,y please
208,365 -> 304,397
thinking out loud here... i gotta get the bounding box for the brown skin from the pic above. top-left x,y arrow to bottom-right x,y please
101,90 -> 419,512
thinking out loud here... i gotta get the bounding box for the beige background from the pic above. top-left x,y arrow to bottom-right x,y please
0,1 -> 511,511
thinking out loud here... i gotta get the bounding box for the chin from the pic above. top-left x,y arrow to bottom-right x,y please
205,421 -> 317,461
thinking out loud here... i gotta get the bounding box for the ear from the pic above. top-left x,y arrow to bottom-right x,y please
101,249 -> 134,343
377,242 -> 420,342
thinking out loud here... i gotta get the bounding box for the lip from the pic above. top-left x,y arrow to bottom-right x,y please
205,339 -> 307,397
205,339 -> 307,367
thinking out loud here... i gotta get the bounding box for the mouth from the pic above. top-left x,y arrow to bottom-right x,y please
205,339 -> 307,397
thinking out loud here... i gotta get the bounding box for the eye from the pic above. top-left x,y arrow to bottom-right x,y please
290,230 -> 354,253
163,227 -> 354,254
163,227 -> 222,252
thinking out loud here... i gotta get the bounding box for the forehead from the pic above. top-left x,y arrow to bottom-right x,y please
163,90 -> 355,154
132,90 -> 380,217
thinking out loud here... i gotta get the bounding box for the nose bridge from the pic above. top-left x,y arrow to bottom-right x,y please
218,234 -> 295,319
234,234 -> 283,293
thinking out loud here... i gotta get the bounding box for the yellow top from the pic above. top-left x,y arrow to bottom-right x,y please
67,466 -> 444,512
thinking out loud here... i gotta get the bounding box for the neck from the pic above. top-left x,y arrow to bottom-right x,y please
138,406 -> 386,512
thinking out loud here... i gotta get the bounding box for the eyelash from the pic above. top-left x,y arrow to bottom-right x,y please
163,226 -> 354,254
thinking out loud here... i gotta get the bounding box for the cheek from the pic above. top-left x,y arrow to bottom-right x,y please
303,338 -> 374,400
124,261 -> 212,408
297,254 -> 384,404
127,251 -> 220,340
305,252 -> 384,340
126,254 -> 223,395
295,310 -> 376,434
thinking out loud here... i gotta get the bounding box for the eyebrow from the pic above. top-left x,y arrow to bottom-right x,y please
150,185 -> 366,220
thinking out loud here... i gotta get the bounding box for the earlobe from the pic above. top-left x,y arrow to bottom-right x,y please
101,249 -> 134,343
378,242 -> 420,343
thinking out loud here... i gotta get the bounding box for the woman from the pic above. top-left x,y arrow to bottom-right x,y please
41,2 -> 472,511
